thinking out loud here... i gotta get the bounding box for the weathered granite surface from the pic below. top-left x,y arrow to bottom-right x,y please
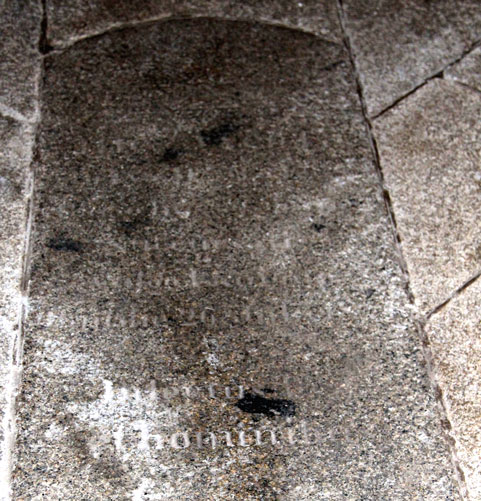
341,0 -> 481,117
425,279 -> 481,501
374,79 -> 481,313
46,0 -> 341,48
445,46 -> 481,94
12,19 -> 459,500
0,117 -> 34,495
0,0 -> 42,120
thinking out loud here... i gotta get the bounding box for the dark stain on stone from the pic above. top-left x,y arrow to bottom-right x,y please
161,147 -> 181,162
312,223 -> 326,232
320,60 -> 344,72
237,392 -> 296,418
47,237 -> 83,252
365,288 -> 375,299
119,216 -> 150,237
200,122 -> 240,146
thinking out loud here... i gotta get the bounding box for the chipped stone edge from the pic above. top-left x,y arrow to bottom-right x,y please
419,316 -> 471,501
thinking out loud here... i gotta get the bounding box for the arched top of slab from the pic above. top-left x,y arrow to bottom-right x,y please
46,0 -> 342,49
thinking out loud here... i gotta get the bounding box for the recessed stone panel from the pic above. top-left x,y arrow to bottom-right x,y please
13,19 -> 458,500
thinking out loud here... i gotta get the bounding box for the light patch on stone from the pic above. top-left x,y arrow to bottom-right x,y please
41,339 -> 95,376
132,477 -> 177,501
44,422 -> 65,441
69,379 -> 180,463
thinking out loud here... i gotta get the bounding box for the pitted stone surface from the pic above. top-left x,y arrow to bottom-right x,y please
445,46 -> 481,94
13,19 -> 459,500
0,117 -> 34,474
46,0 -> 341,48
374,79 -> 481,313
425,279 -> 481,501
341,0 -> 481,117
0,0 -> 42,119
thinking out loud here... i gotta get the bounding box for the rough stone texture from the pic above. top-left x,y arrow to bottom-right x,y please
11,19 -> 459,500
425,279 -> 481,501
0,0 -> 42,120
374,79 -> 481,313
0,116 -> 34,489
341,0 -> 481,117
46,0 -> 341,47
445,46 -> 481,94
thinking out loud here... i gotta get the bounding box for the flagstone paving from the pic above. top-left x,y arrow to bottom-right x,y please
10,18 -> 459,501
373,78 -> 481,314
341,0 -> 481,117
0,2 -> 480,501
426,280 -> 481,501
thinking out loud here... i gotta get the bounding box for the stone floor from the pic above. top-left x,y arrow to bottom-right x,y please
0,1 -> 480,500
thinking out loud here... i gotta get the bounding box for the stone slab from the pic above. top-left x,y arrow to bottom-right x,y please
374,79 -> 481,313
0,0 -> 42,120
425,279 -> 481,500
0,116 -> 34,495
46,0 -> 341,48
341,0 -> 481,117
445,46 -> 481,94
13,19 -> 459,500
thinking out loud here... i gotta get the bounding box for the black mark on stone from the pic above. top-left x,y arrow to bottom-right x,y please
200,122 -> 239,146
47,238 -> 83,252
161,147 -> 181,162
312,223 -> 326,232
365,288 -> 375,299
237,392 -> 296,418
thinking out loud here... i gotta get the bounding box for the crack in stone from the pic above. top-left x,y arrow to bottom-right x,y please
39,0 -> 53,54
372,38 -> 481,120
427,270 -> 481,321
371,71 -> 444,120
